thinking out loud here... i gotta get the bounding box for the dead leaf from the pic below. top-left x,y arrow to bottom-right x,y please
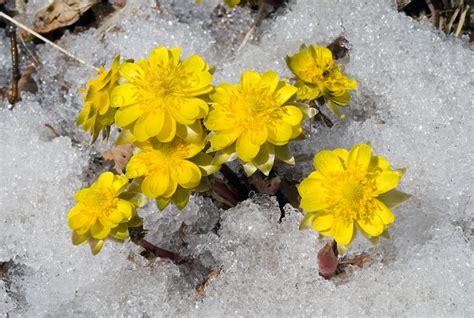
195,268 -> 222,296
248,173 -> 281,195
18,64 -> 38,94
178,222 -> 188,245
101,142 -> 133,174
278,178 -> 300,209
338,255 -> 372,268
327,36 -> 349,60
34,0 -> 99,34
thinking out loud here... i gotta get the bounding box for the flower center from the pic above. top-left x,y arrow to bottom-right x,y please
84,188 -> 118,219
138,67 -> 192,113
341,181 -> 363,203
233,88 -> 280,131
323,170 -> 377,221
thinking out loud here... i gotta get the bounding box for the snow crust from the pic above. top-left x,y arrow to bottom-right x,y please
1,0 -> 473,316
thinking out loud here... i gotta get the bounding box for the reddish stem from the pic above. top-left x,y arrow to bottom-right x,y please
213,179 -> 239,208
137,238 -> 192,266
219,164 -> 249,201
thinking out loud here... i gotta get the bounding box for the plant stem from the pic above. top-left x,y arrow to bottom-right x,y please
220,164 -> 249,201
6,21 -> 20,105
212,179 -> 239,208
312,100 -> 334,128
136,238 -> 192,266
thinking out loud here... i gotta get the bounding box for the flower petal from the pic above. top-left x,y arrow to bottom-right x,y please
375,171 -> 400,194
312,212 -> 334,232
173,161 -> 202,188
90,221 -> 111,240
110,83 -> 138,108
241,70 -> 261,90
347,144 -> 372,172
332,218 -> 354,246
357,213 -> 384,238
141,172 -> 170,198
114,104 -> 142,127
155,111 -> 176,142
275,84 -> 298,105
313,150 -> 344,176
374,199 -> 395,225
259,71 -> 279,93
236,131 -> 260,162
280,105 -> 303,126
119,62 -> 144,84
97,172 -> 114,188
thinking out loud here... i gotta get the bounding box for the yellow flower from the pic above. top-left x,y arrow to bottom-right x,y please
205,70 -> 315,176
126,134 -> 219,210
298,144 -> 408,247
110,46 -> 212,143
286,44 -> 357,118
77,55 -> 121,142
67,172 -> 142,255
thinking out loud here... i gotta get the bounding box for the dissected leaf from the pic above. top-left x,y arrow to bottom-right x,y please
101,142 -> 133,174
34,0 -> 99,34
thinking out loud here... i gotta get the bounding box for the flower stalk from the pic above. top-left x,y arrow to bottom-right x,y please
135,238 -> 192,266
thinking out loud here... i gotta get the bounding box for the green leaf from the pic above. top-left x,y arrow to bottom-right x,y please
380,229 -> 391,239
378,189 -> 412,208
119,192 -> 147,208
89,239 -> 104,256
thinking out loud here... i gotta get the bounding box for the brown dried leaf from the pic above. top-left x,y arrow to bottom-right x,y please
327,36 -> 349,60
338,255 -> 372,268
178,222 -> 188,244
18,64 -> 38,94
34,0 -> 99,34
101,142 -> 133,174
248,173 -> 281,195
195,268 -> 222,296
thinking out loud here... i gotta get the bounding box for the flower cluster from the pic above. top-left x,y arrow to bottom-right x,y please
286,44 -> 357,118
71,42 -> 408,259
298,144 -> 408,248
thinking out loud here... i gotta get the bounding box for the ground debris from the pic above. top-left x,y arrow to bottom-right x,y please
101,142 -> 134,174
195,268 -> 222,296
33,0 -> 99,34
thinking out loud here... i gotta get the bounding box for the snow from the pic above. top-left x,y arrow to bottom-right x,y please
1,0 -> 473,316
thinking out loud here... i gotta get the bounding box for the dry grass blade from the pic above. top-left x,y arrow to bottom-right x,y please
0,12 -> 96,70
454,4 -> 470,37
